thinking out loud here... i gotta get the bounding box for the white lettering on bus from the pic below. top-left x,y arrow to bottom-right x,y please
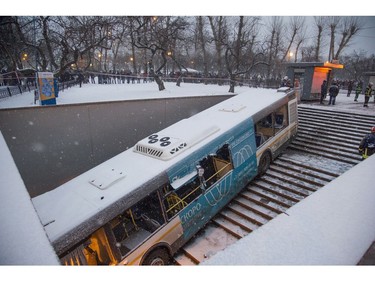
181,203 -> 202,223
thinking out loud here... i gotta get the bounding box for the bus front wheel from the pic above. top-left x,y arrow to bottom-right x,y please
143,248 -> 171,265
258,151 -> 272,177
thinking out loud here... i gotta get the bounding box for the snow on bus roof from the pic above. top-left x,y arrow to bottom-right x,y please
32,89 -> 288,245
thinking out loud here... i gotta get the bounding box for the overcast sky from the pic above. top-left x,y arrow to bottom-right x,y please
275,16 -> 375,57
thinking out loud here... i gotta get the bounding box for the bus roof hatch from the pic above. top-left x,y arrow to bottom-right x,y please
89,168 -> 126,190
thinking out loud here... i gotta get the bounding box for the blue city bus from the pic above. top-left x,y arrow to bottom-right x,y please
32,88 -> 298,265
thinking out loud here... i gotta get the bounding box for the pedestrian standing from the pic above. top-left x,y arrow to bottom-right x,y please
328,80 -> 339,105
363,82 -> 373,107
320,80 -> 328,104
347,80 -> 353,97
78,72 -> 84,88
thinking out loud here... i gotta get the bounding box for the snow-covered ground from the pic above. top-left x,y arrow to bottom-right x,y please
0,81 -> 374,279
0,81 -> 243,109
0,132 -> 60,265
1,80 -> 373,114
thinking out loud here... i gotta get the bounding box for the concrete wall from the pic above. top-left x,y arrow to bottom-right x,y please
0,95 -> 233,197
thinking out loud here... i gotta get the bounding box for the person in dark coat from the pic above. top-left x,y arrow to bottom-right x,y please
280,76 -> 290,87
347,80 -> 353,97
320,80 -> 328,104
358,127 -> 375,159
363,82 -> 373,107
78,72 -> 84,88
328,80 -> 339,105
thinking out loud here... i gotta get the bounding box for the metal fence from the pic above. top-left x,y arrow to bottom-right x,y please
0,75 -> 281,101
0,79 -> 80,100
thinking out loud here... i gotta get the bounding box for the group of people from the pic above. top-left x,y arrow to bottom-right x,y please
320,79 -> 374,107
319,79 -> 339,105
353,81 -> 374,107
317,78 -> 375,160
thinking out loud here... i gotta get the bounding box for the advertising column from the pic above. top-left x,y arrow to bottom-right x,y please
36,72 -> 56,105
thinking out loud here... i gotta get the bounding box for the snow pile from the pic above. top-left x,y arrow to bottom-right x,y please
0,82 -> 250,109
0,132 -> 59,265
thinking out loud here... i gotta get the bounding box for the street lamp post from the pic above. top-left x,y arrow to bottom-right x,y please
98,53 -> 102,71
22,53 -> 28,68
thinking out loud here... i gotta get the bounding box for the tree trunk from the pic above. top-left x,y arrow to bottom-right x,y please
208,16 -> 225,84
228,74 -> 235,93
131,43 -> 137,74
315,25 -> 323,60
197,16 -> 209,85
176,75 -> 182,87
267,30 -> 275,79
154,74 -> 165,91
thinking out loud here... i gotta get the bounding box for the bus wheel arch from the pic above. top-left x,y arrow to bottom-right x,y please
258,150 -> 272,177
142,246 -> 172,265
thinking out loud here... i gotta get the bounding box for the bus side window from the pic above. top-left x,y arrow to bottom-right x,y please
60,227 -> 117,265
61,243 -> 89,265
175,177 -> 202,206
163,144 -> 233,220
261,114 -> 273,128
163,184 -> 187,219
275,104 -> 288,132
255,114 -> 274,146
275,114 -> 283,127
89,228 -> 116,265
216,144 -> 231,161
108,191 -> 166,258
199,156 -> 217,187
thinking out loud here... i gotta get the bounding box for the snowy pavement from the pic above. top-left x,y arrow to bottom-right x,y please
1,81 -> 373,116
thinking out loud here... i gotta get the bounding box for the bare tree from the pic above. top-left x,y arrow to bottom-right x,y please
294,24 -> 307,62
196,16 -> 209,84
340,51 -> 375,80
281,17 -> 305,62
130,16 -> 190,91
313,16 -> 326,61
265,16 -> 284,79
327,16 -> 341,61
1,15 -> 372,90
9,16 -> 116,76
208,16 -> 228,81
224,16 -> 267,93
0,16 -> 26,71
106,17 -> 130,73
334,17 -> 364,60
